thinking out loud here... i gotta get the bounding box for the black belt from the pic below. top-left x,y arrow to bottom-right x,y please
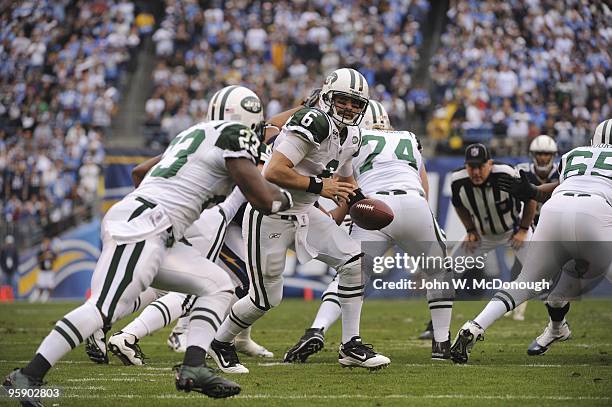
376,190 -> 407,195
563,192 -> 591,197
280,214 -> 298,221
563,192 -> 612,208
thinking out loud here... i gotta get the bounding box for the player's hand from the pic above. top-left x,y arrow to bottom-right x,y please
302,88 -> 322,107
498,170 -> 537,202
462,230 -> 480,254
321,178 -> 355,205
510,228 -> 529,250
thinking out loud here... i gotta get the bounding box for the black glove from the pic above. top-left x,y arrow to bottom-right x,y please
497,170 -> 537,201
348,188 -> 367,208
302,88 -> 322,107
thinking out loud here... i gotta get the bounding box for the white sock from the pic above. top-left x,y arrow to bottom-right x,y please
187,291 -> 233,352
123,295 -> 184,338
429,306 -> 452,342
172,316 -> 190,334
37,302 -> 103,365
337,257 -> 364,343
474,299 -> 509,330
216,296 -> 265,343
311,300 -> 341,333
235,326 -> 251,341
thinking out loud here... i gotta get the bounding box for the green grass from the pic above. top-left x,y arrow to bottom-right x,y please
1,299 -> 612,406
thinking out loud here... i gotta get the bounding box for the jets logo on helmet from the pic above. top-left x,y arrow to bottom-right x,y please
319,68 -> 369,126
529,135 -> 557,174
360,99 -> 391,130
207,85 -> 264,131
592,119 -> 612,145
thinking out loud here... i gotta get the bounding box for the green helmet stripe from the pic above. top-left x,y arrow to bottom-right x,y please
218,85 -> 239,120
375,100 -> 384,119
603,119 -> 611,144
348,69 -> 356,90
357,71 -> 363,92
370,102 -> 378,124
209,90 -> 222,120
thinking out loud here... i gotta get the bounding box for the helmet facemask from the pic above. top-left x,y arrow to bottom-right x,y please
322,91 -> 369,127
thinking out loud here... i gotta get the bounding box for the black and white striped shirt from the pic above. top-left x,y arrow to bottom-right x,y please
451,163 -> 522,236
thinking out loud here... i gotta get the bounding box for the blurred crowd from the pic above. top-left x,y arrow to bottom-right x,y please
145,0 -> 430,147
0,0 -> 147,245
428,0 -> 611,155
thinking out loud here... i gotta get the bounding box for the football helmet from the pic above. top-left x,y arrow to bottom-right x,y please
360,99 -> 391,130
319,68 -> 369,126
529,135 -> 557,174
591,119 -> 612,145
207,85 -> 264,135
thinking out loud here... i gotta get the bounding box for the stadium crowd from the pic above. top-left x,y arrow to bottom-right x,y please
145,0 -> 430,147
0,0 -> 143,246
428,0 -> 611,155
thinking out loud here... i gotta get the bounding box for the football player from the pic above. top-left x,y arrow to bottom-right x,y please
3,85 -> 293,400
208,68 -> 391,374
284,99 -> 454,362
450,119 -> 612,364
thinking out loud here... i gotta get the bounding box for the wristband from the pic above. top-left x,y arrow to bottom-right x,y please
519,225 -> 530,231
307,177 -> 323,194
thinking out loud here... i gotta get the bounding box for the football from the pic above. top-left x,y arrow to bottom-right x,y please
349,198 -> 394,230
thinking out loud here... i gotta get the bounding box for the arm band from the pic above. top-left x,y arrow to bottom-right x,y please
307,177 -> 323,194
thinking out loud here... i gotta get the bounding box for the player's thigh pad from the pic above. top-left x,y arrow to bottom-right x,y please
307,205 -> 361,269
88,232 -> 167,324
153,241 -> 234,295
243,205 -> 295,309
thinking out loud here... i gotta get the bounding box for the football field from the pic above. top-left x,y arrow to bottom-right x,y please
1,299 -> 611,406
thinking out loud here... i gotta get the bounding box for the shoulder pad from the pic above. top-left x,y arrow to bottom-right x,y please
215,122 -> 261,160
284,107 -> 330,145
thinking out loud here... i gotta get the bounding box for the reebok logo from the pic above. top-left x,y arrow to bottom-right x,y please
269,233 -> 281,239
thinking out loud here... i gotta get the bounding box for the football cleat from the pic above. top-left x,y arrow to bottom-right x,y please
85,328 -> 109,364
208,340 -> 249,374
450,320 -> 485,364
431,337 -> 451,361
418,320 -> 434,340
527,320 -> 571,356
174,363 -> 240,398
108,331 -> 146,366
338,336 -> 390,370
2,368 -> 44,407
283,328 -> 324,363
235,332 -> 274,358
167,332 -> 188,353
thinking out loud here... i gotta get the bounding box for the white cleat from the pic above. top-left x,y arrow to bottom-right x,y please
108,331 -> 146,365
209,339 -> 249,374
527,320 -> 571,355
338,336 -> 390,370
235,337 -> 273,358
450,320 -> 485,364
167,331 -> 188,353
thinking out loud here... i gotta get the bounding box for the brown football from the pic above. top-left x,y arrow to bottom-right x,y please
349,198 -> 394,230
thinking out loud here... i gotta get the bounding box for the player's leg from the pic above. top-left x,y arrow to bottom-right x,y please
85,286 -> 164,364
450,199 -> 571,363
218,222 -> 273,358
151,244 -> 240,397
307,206 -> 390,370
7,208 -> 167,391
168,315 -> 191,353
210,206 -> 293,373
109,291 -> 190,365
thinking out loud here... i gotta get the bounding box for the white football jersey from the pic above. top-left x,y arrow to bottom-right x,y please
352,129 -> 424,196
556,144 -> 612,204
130,120 -> 261,239
268,107 -> 361,213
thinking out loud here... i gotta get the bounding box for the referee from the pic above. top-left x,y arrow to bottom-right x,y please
449,143 -> 537,269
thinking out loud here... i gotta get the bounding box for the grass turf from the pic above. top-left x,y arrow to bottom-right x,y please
1,299 -> 611,406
